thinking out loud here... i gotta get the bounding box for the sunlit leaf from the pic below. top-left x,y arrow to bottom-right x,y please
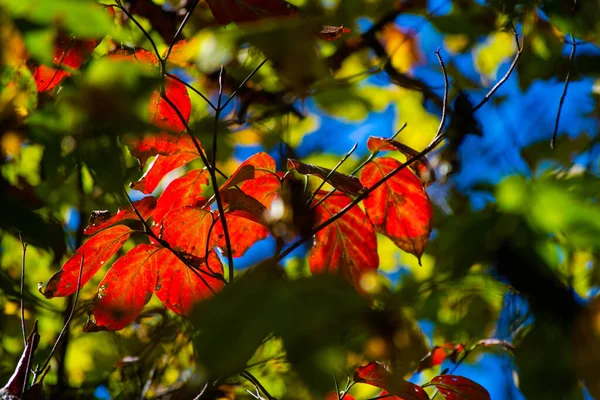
160,206 -> 216,258
149,75 -> 191,133
84,196 -> 156,235
366,137 -> 435,187
219,152 -> 278,191
360,157 -> 432,262
430,375 -> 490,400
43,225 -> 132,298
354,361 -> 430,400
308,191 -> 379,288
381,25 -> 423,73
214,213 -> 270,258
152,169 -> 210,224
417,343 -> 466,372
155,250 -> 224,315
287,159 -> 365,196
84,244 -> 160,332
130,152 -> 200,194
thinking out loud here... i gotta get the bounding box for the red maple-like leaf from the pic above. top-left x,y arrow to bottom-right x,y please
43,225 -> 133,298
32,35 -> 98,92
366,137 -> 435,187
129,134 -> 200,170
84,196 -> 156,235
152,169 -> 210,224
160,206 -> 216,259
84,244 -> 160,332
213,213 -> 270,257
354,362 -> 430,400
205,0 -> 298,25
430,375 -> 490,400
155,250 -> 224,316
239,174 -> 281,209
360,157 -> 433,262
149,75 -> 191,133
308,192 -> 379,288
220,152 -> 278,191
417,343 -> 466,372
131,152 -> 200,194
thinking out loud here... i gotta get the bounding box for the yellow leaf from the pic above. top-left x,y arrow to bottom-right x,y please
474,31 -> 516,80
381,25 -> 423,74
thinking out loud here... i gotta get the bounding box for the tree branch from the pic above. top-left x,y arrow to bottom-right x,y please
550,33 -> 577,149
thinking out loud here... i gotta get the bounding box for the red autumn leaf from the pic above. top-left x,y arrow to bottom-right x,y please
417,343 -> 466,372
367,137 -> 435,187
308,191 -> 379,288
205,0 -> 297,25
32,36 -> 98,92
0,326 -> 39,399
84,196 -> 156,235
214,213 -> 270,257
152,169 -> 210,225
149,75 -> 191,133
287,159 -> 365,196
239,174 -> 281,209
43,225 -> 132,298
129,133 -> 201,170
220,152 -> 278,191
430,375 -> 490,400
155,250 -> 224,316
354,362 -> 429,400
109,47 -> 158,66
317,26 -> 352,41
130,152 -> 200,194
160,206 -> 216,258
221,188 -> 268,224
84,244 -> 160,332
360,157 -> 433,262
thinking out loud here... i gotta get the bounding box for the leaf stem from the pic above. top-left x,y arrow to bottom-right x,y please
18,233 -> 28,346
221,58 -> 269,110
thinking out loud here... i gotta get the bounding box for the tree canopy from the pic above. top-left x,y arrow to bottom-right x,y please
1,0 -> 600,399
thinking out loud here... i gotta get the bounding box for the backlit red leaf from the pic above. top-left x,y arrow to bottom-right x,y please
308,192 -> 379,288
220,152 -> 278,191
317,26 -> 352,41
360,157 -> 433,262
287,159 -> 365,196
367,137 -> 435,187
430,375 -> 490,400
205,0 -> 297,25
417,343 -> 466,372
149,75 -> 191,133
152,169 -> 210,224
214,213 -> 270,258
130,152 -> 200,194
354,362 -> 429,400
32,36 -> 98,92
84,244 -> 160,332
155,250 -> 224,315
129,133 -> 200,169
43,225 -> 132,298
239,174 -> 281,209
84,196 -> 156,235
160,206 -> 216,258
221,188 -> 268,224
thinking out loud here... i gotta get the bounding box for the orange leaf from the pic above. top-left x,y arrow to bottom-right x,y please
354,362 -> 430,400
155,250 -> 224,315
149,75 -> 191,133
129,133 -> 201,169
152,169 -> 210,225
366,136 -> 436,187
84,244 -> 160,332
43,225 -> 132,298
239,174 -> 281,210
160,206 -> 216,259
214,213 -> 270,258
84,196 -> 156,235
308,192 -> 378,288
360,157 -> 432,262
430,375 -> 490,400
130,152 -> 200,194
205,0 -> 297,25
220,152 -> 278,191
221,188 -> 268,224
380,25 -> 423,74
32,36 -> 98,92
287,159 -> 365,196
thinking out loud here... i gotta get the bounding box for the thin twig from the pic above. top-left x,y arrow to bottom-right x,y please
163,0 -> 199,61
192,383 -> 209,400
39,255 -> 84,374
241,370 -> 275,400
115,1 -> 161,60
18,233 -> 28,346
166,72 -> 216,111
277,52 -> 449,263
430,49 -> 449,145
221,58 -> 269,110
551,33 -> 577,150
306,143 -> 358,206
472,25 -> 523,112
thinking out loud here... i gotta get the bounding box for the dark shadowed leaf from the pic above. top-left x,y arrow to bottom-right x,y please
317,26 -> 352,41
287,158 -> 365,196
430,375 -> 490,400
43,225 -> 132,298
205,0 -> 297,25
